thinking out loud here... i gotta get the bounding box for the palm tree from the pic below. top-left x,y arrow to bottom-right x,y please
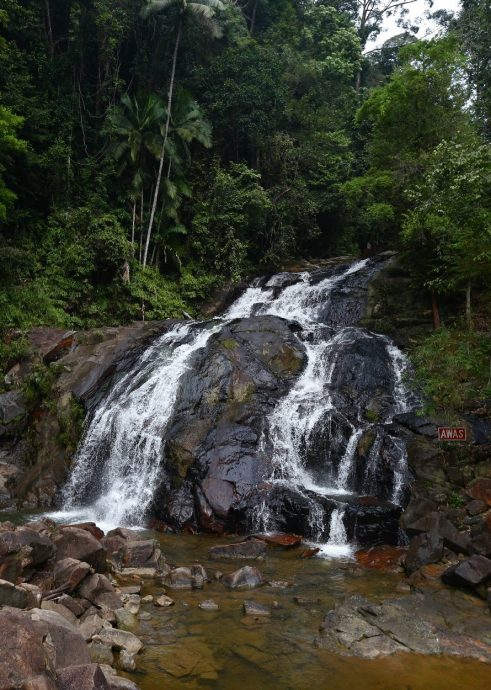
107,93 -> 166,254
141,0 -> 225,268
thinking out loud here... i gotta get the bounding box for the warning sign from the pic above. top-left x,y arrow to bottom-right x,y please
437,427 -> 467,441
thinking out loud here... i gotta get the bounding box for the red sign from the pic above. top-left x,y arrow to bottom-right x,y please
438,427 -> 467,441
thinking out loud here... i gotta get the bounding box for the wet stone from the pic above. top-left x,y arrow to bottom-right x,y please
199,599 -> 219,611
155,594 -> 175,607
243,600 -> 271,616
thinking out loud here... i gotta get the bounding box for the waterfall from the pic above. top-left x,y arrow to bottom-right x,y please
48,257 -> 417,547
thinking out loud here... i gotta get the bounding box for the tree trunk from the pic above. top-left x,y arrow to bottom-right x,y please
431,291 -> 441,330
466,280 -> 472,329
131,199 -> 136,249
44,0 -> 55,60
143,17 -> 182,268
139,189 -> 144,264
250,0 -> 258,35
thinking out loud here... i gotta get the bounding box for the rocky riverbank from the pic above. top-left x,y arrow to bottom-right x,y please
0,515 -> 490,689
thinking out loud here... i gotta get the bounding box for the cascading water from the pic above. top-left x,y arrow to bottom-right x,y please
49,257 -> 418,553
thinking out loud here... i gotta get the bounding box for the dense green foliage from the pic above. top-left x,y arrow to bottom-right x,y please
0,1 -> 490,413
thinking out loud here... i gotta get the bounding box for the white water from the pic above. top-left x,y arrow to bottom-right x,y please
48,258 -> 416,553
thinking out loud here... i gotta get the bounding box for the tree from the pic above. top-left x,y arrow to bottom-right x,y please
106,93 -> 166,255
141,0 -> 225,268
459,0 -> 491,137
403,138 -> 491,327
0,105 -> 27,221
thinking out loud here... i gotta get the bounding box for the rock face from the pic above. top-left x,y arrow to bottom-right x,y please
317,591 -> 491,661
153,316 -> 306,531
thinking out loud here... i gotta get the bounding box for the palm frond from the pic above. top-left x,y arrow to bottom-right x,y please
142,0 -> 180,17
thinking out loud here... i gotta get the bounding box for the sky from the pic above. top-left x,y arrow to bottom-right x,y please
366,0 -> 462,50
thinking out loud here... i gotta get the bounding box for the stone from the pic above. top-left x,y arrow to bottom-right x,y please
57,663 -> 110,690
141,595 -> 153,603
40,600 -> 79,626
268,580 -> 291,589
77,574 -> 123,610
355,545 -> 407,571
254,533 -> 303,548
54,528 -> 107,573
124,594 -> 140,615
22,675 -> 59,690
209,538 -> 267,560
54,558 -> 92,592
0,607 -> 51,688
28,607 -> 91,669
122,540 -> 161,569
163,566 -> 204,590
67,523 -> 105,541
404,531 -> 444,574
0,527 -> 55,570
243,600 -> 271,616
118,567 -> 158,578
19,582 -> 43,608
114,607 -> 137,630
221,566 -> 264,590
79,613 -> 105,641
199,599 -> 219,611
0,578 -> 28,608
441,555 -> 491,588
56,594 -> 86,617
118,650 -> 136,672
467,478 -> 491,506
95,628 -> 143,654
89,641 -> 114,666
155,594 -> 175,607
466,499 -> 487,516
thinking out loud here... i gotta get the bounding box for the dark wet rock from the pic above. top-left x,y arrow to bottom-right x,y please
57,594 -> 86,617
221,566 -> 264,590
400,497 -> 438,532
54,527 -> 107,573
317,592 -> 491,661
153,316 -> 306,530
470,514 -> 491,558
441,555 -> 491,588
0,390 -> 27,438
118,650 -> 136,672
209,538 -> 267,560
57,663 -> 110,690
404,531 -> 444,574
54,558 -> 92,592
299,547 -> 320,558
77,574 -> 123,610
344,497 -> 402,546
243,600 -> 271,616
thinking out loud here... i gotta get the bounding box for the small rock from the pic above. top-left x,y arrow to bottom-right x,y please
466,500 -> 487,516
79,613 -> 105,641
115,607 -> 137,630
155,594 -> 175,607
118,586 -> 141,595
221,566 -> 264,590
243,600 -> 271,616
118,649 -> 136,672
124,594 -> 140,615
299,548 -> 320,559
138,612 -> 152,621
57,594 -> 86,617
141,595 -> 153,603
0,578 -> 28,608
118,567 -> 158,578
199,599 -> 219,611
268,580 -> 292,589
89,640 -> 114,666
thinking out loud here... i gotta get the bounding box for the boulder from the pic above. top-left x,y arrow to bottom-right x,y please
28,607 -> 91,669
121,540 -> 161,569
54,528 -> 107,573
40,600 -> 79,626
404,531 -> 444,574
54,558 -> 92,592
114,607 -> 137,630
0,527 -> 55,572
95,628 -> 143,655
118,650 -> 136,672
0,608 -> 53,689
79,613 -> 105,641
0,578 -> 28,608
221,566 -> 264,590
89,641 -> 114,666
0,390 -> 27,437
77,574 -> 122,610
163,566 -> 204,590
209,539 -> 267,560
442,555 -> 491,588
57,663 -> 110,690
